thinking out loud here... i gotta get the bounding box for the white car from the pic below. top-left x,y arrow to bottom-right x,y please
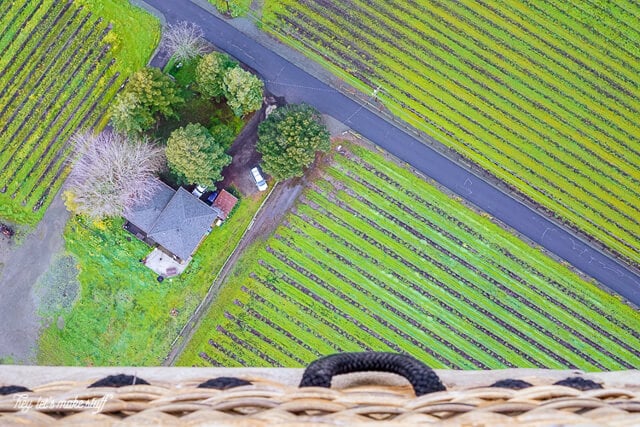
192,184 -> 206,198
251,167 -> 268,191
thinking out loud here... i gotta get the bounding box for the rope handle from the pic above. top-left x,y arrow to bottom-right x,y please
299,352 -> 445,396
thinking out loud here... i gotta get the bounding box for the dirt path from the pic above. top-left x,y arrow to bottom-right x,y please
218,105 -> 265,196
0,191 -> 70,364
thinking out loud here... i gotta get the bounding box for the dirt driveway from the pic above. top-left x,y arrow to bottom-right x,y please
218,95 -> 286,197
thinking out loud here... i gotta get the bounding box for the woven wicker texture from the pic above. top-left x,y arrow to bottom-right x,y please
1,372 -> 640,426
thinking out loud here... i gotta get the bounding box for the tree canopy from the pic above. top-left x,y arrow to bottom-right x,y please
110,67 -> 183,134
195,52 -> 237,100
222,66 -> 264,117
196,52 -> 263,116
256,104 -> 330,180
64,131 -> 165,219
109,92 -> 150,136
209,123 -> 236,150
165,123 -> 231,186
161,21 -> 207,62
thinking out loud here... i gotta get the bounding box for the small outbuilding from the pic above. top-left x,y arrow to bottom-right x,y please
212,189 -> 238,222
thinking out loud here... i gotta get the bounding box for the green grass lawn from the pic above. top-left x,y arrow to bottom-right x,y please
37,190 -> 267,366
208,0 -> 252,18
78,0 -> 159,75
178,140 -> 640,370
0,0 -> 159,225
261,0 -> 640,268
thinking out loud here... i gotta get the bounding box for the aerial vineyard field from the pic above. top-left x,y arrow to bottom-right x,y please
0,0 -> 158,224
261,0 -> 640,267
180,142 -> 640,370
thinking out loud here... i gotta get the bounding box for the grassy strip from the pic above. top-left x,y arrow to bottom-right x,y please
176,242 -> 262,366
208,0 -> 252,18
75,0 -> 160,75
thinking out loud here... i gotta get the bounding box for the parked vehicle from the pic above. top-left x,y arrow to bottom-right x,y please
206,191 -> 219,205
192,184 -> 206,198
0,223 -> 14,238
251,167 -> 268,191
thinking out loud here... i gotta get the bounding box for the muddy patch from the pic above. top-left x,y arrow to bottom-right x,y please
32,254 -> 80,324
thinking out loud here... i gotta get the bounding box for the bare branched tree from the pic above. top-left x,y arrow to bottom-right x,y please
161,21 -> 208,62
65,131 -> 165,219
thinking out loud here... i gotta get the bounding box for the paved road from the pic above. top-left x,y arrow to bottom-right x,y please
142,0 -> 640,306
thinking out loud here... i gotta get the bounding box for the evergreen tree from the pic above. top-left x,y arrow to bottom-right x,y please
110,92 -> 151,135
256,104 -> 330,180
222,66 -> 264,117
166,123 -> 231,186
110,67 -> 183,134
195,52 -> 237,100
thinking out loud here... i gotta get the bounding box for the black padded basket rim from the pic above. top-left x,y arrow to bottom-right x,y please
299,352 -> 446,396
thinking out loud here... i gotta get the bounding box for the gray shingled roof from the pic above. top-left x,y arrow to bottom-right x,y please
125,184 -> 223,260
148,188 -> 221,260
125,181 -> 175,233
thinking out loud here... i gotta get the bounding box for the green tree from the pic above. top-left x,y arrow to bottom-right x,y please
109,92 -> 152,135
209,123 -> 236,150
110,67 -> 183,134
222,66 -> 264,117
127,67 -> 184,118
195,52 -> 237,100
166,123 -> 231,186
256,104 -> 330,180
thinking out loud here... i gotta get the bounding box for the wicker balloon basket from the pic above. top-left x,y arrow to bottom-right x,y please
1,353 -> 639,426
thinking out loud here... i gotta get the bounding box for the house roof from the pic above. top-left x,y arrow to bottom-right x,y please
125,184 -> 223,260
125,181 -> 175,232
212,190 -> 238,220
